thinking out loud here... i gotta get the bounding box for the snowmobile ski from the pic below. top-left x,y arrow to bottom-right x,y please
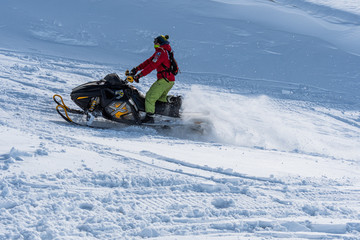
53,94 -> 84,123
53,94 -> 100,127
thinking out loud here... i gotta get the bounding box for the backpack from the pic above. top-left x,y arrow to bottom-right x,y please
162,50 -> 179,76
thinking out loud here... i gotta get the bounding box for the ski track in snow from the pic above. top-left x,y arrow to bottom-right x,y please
1,49 -> 360,239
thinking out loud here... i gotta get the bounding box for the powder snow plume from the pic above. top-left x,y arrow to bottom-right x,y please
183,85 -> 360,160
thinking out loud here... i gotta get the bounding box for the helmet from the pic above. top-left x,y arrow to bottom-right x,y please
154,35 -> 169,48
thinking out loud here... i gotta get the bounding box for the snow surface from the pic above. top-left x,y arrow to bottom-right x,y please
1,0 -> 360,239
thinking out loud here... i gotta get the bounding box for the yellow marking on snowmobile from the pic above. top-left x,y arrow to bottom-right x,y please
56,104 -> 73,122
53,94 -> 69,110
113,103 -> 128,109
77,96 -> 89,100
115,110 -> 128,118
114,106 -> 129,118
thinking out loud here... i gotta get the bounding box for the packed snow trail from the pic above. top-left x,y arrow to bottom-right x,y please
1,49 -> 360,239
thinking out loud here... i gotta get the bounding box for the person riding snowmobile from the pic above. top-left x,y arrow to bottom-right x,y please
130,35 -> 176,123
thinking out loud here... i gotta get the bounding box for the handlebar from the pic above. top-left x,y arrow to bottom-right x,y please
125,70 -> 134,83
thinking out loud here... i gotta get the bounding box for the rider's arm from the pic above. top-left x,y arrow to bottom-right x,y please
137,53 -> 154,71
139,48 -> 167,77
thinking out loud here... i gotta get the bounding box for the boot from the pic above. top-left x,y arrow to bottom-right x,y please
166,95 -> 174,103
142,113 -> 154,124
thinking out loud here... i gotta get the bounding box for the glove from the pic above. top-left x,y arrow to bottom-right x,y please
134,73 -> 142,83
130,67 -> 138,76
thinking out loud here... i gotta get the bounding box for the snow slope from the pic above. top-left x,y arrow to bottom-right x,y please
1,0 -> 360,239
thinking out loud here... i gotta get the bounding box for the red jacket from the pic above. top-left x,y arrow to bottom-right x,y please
137,44 -> 175,82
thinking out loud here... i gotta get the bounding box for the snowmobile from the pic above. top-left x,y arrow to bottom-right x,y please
53,73 -> 182,127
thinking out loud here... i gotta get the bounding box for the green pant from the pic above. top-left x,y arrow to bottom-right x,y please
145,78 -> 174,114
